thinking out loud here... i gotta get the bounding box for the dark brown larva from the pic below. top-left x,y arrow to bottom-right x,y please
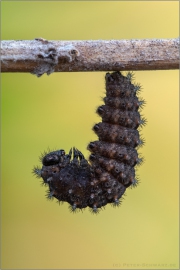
33,71 -> 146,213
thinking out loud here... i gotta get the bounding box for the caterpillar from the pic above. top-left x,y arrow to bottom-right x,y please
33,71 -> 146,213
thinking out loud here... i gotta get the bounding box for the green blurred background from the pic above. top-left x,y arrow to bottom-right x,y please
1,1 -> 179,269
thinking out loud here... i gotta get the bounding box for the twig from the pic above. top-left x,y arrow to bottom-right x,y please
1,38 -> 179,76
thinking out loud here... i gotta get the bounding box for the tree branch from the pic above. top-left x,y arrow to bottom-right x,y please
1,38 -> 179,76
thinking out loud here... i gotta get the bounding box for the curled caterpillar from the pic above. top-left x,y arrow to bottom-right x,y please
33,71 -> 146,213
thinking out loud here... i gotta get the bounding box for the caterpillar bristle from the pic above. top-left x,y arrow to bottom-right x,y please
46,190 -> 55,200
40,180 -> 47,187
39,150 -> 49,162
56,200 -> 64,206
32,166 -> 42,178
130,177 -> 140,188
139,117 -> 147,128
126,71 -> 135,81
136,156 -> 144,166
137,138 -> 145,149
68,204 -> 79,214
111,198 -> 121,207
138,99 -> 146,109
89,206 -> 101,214
134,83 -> 142,94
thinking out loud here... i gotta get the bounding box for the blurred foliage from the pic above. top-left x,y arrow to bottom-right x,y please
1,1 -> 179,269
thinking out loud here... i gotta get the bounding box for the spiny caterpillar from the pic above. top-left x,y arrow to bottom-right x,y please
33,71 -> 146,214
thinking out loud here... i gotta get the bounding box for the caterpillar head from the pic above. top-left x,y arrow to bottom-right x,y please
42,150 -> 65,166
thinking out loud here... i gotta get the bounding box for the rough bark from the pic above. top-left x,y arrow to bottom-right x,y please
1,38 -> 179,76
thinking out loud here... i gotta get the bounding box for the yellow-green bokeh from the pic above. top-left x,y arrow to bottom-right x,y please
1,1 -> 179,269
